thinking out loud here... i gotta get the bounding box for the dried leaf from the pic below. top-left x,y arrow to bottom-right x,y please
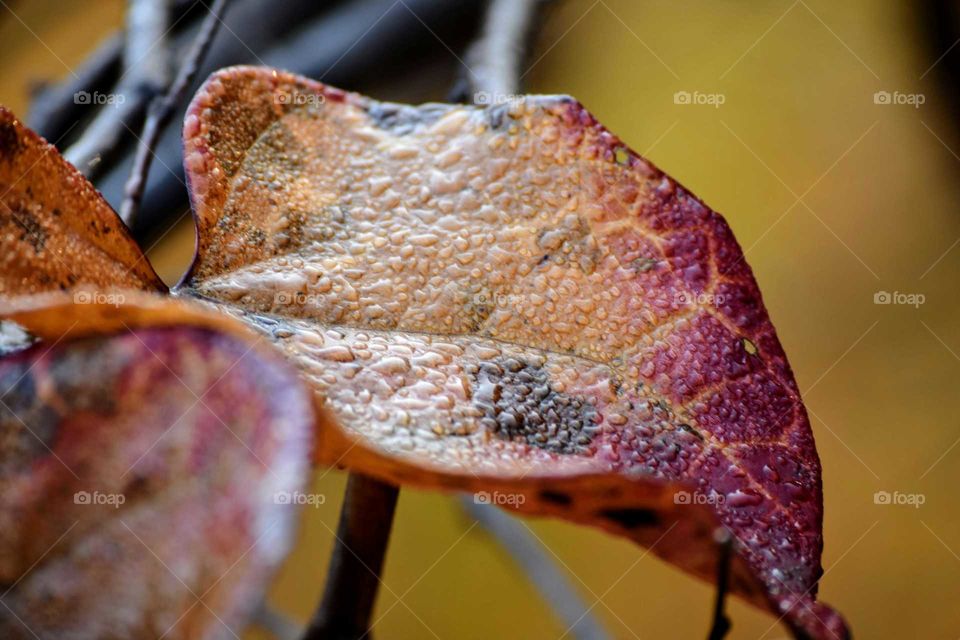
0,107 -> 164,299
177,67 -> 848,637
0,293 -> 314,640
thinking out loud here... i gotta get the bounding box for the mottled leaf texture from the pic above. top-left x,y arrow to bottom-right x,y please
0,108 -> 165,298
178,67 -> 848,638
0,294 -> 314,640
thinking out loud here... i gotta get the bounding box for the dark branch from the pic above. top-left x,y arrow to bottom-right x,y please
63,0 -> 170,175
303,474 -> 399,640
708,529 -> 734,640
119,0 -> 229,227
462,499 -> 611,640
93,0 -> 487,242
27,33 -> 124,141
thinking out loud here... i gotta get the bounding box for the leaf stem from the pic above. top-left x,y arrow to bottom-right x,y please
708,529 -> 734,640
303,474 -> 399,640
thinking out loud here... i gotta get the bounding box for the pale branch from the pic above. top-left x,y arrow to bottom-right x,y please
303,474 -> 399,640
63,0 -> 170,176
461,0 -> 545,101
26,0 -> 214,142
120,0 -> 229,227
462,499 -> 611,640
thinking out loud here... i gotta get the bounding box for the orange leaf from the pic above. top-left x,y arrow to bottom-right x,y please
0,108 -> 164,299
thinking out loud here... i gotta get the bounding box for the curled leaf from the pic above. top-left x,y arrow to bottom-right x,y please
0,294 -> 314,639
0,108 -> 164,299
178,67 -> 848,637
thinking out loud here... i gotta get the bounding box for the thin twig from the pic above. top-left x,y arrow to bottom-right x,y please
303,474 -> 399,640
119,0 -> 229,227
461,0 -> 544,102
91,0 -> 488,240
462,499 -> 611,640
63,0 -> 170,175
707,529 -> 734,640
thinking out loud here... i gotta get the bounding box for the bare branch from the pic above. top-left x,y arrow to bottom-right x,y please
462,499 -> 611,640
63,0 -> 170,175
28,33 -> 123,141
464,0 -> 544,101
95,0 -> 488,241
120,0 -> 229,227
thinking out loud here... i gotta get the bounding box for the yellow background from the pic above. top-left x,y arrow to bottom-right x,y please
2,1 -> 959,637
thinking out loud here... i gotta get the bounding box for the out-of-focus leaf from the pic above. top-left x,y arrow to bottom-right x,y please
177,67 -> 848,638
0,293 -> 314,640
0,107 -> 164,299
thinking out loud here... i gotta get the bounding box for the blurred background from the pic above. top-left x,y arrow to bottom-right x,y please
2,0 -> 959,637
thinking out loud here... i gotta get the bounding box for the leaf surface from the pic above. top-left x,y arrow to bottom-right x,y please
0,107 -> 164,300
178,67 -> 848,638
0,294 -> 314,640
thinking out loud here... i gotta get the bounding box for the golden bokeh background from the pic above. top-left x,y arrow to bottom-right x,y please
3,1 -> 959,637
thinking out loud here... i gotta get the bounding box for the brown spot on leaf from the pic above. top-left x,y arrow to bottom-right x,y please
471,357 -> 598,454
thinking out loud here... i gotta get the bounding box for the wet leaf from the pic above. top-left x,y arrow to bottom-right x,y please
0,107 -> 164,300
0,293 -> 314,640
177,67 -> 848,638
